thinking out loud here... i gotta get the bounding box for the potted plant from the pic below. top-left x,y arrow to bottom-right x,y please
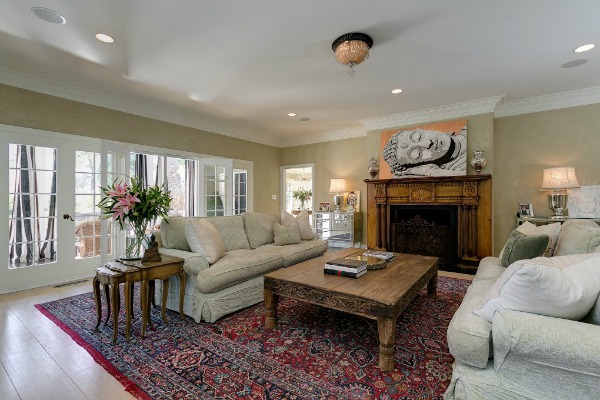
98,178 -> 172,260
292,187 -> 312,209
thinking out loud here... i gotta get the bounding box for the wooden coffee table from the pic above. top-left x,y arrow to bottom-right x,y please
263,248 -> 438,371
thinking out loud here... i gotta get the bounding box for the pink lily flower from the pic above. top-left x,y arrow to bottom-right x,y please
106,182 -> 129,198
116,193 -> 141,214
111,206 -> 125,221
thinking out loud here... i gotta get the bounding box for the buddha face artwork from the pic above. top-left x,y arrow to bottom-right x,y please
380,120 -> 468,178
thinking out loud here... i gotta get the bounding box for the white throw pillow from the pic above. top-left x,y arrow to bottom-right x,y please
499,221 -> 562,259
473,254 -> 600,322
185,219 -> 226,264
281,210 -> 314,240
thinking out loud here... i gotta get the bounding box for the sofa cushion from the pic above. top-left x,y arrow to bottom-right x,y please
242,212 -> 280,249
195,249 -> 283,293
273,222 -> 302,246
554,219 -> 600,256
160,216 -> 192,251
500,230 -> 549,267
281,210 -> 314,240
260,239 -> 328,267
206,215 -> 250,251
473,254 -> 600,322
185,219 -> 226,264
500,221 -> 562,258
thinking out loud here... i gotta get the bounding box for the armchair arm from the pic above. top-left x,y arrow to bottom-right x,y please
157,248 -> 209,275
492,309 -> 600,375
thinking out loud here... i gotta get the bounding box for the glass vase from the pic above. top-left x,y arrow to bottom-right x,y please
123,222 -> 148,260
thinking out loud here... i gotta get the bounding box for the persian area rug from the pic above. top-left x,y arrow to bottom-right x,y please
36,276 -> 470,400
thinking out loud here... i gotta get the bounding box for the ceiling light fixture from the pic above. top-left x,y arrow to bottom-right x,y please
95,33 -> 115,43
31,7 -> 66,24
574,44 -> 595,53
287,113 -> 297,117
392,89 -> 403,94
332,32 -> 373,77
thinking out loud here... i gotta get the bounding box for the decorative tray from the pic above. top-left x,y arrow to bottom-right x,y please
345,254 -> 387,270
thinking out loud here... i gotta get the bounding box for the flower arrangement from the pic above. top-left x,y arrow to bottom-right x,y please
292,187 -> 312,209
98,178 -> 172,258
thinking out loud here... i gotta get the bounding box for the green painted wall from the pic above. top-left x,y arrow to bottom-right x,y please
493,103 -> 600,253
0,84 -> 281,213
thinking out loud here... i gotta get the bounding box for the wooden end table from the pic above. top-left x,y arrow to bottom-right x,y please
93,255 -> 186,342
263,248 -> 438,371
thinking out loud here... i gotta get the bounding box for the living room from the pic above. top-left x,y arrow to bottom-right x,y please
1,2 -> 600,399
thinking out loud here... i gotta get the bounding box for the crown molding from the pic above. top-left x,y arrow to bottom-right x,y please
280,126 -> 366,147
494,86 -> 600,118
0,64 -> 279,147
358,96 -> 504,132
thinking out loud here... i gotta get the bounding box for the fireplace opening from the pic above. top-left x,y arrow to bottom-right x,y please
390,205 -> 458,271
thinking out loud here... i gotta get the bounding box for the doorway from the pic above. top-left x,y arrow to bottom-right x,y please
280,164 -> 314,214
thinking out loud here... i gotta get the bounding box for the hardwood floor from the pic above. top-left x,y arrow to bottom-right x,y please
0,270 -> 472,399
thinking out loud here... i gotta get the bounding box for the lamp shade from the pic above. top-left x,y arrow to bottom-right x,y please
540,167 -> 580,190
329,178 -> 348,194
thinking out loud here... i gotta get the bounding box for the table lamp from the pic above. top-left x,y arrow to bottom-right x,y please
540,167 -> 580,219
329,178 -> 347,212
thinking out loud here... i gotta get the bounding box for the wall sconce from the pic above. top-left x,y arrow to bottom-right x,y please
329,178 -> 348,212
540,167 -> 580,219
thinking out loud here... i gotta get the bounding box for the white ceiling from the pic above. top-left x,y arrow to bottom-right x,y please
1,1 -> 599,147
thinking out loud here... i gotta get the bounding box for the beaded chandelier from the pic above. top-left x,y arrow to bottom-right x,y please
332,32 -> 373,77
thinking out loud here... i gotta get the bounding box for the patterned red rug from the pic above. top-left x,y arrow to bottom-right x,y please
36,276 -> 469,400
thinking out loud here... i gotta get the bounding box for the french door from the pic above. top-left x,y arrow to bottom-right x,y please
1,125 -> 103,293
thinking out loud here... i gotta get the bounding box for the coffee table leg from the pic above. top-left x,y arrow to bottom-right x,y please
93,276 -> 101,330
264,288 -> 278,329
377,316 -> 396,371
427,272 -> 438,299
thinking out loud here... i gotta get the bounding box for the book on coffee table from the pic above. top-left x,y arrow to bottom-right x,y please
325,258 -> 368,269
323,267 -> 366,278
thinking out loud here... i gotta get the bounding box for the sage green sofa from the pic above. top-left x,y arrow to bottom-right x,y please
154,212 -> 327,323
444,219 -> 600,399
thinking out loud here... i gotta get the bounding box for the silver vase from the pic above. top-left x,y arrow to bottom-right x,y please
368,156 -> 380,178
470,147 -> 487,174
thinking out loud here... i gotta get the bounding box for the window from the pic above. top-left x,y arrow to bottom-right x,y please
8,144 -> 57,268
205,165 -> 226,217
74,151 -> 105,259
233,169 -> 247,215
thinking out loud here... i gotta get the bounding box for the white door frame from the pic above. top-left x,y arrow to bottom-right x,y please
280,163 -> 315,212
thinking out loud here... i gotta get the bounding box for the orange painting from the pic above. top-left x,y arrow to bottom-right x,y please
379,119 -> 467,179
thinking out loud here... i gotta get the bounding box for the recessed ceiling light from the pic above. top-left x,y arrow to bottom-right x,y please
95,33 -> 114,43
31,7 -> 66,24
561,59 -> 588,69
391,88 -> 403,94
287,113 -> 297,117
299,117 -> 310,122
574,44 -> 595,53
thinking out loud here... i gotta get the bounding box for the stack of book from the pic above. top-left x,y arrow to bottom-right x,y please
324,258 -> 367,278
362,250 -> 396,261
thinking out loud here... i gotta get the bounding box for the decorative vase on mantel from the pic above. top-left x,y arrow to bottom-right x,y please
470,147 -> 487,174
368,156 -> 380,178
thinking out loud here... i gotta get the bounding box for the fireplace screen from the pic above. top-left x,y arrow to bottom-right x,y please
390,207 -> 458,269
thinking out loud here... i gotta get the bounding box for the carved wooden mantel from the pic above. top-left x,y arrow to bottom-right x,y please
365,175 -> 492,272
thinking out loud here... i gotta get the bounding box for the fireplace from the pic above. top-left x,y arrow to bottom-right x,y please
365,175 -> 492,274
390,205 -> 458,271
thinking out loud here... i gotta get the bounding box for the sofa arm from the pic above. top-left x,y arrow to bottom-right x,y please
158,247 -> 209,275
492,309 -> 600,375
